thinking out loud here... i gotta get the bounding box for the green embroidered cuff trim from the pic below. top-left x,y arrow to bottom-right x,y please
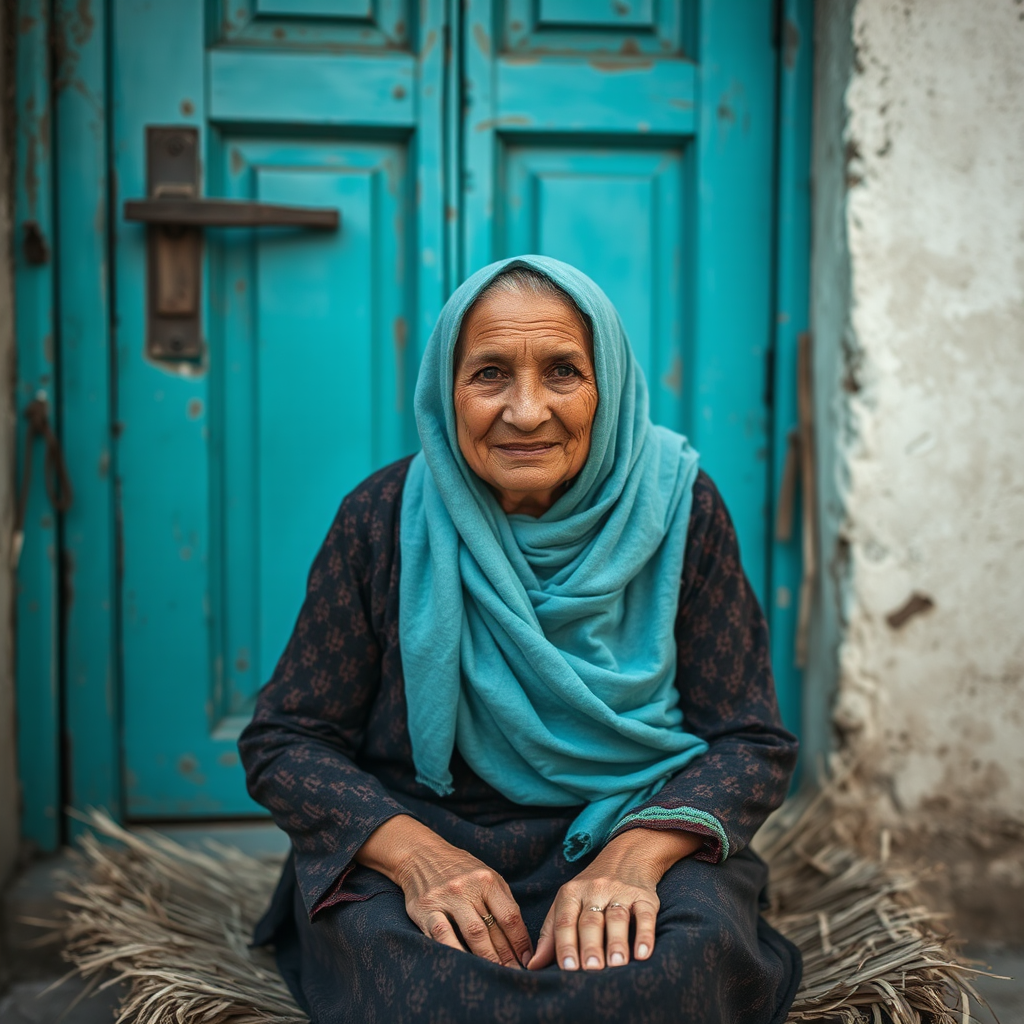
611,806 -> 730,861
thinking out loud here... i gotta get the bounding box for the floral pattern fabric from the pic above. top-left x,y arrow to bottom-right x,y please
239,458 -> 801,1023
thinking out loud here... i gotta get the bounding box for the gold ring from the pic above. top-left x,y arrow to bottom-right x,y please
587,905 -> 605,913
481,913 -> 496,928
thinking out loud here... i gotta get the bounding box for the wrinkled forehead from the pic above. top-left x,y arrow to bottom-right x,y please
454,287 -> 594,365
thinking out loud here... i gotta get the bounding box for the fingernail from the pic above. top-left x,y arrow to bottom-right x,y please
585,956 -> 600,969
609,952 -> 625,966
638,944 -> 650,958
562,956 -> 577,970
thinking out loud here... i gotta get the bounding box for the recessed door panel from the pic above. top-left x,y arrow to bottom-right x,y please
538,0 -> 656,29
501,145 -> 687,433
222,0 -> 409,48
208,139 -> 414,734
256,0 -> 373,18
505,0 -> 687,54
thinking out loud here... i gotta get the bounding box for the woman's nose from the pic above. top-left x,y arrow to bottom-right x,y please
502,379 -> 551,431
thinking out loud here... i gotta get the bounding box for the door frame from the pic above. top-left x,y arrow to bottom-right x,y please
13,0 -> 814,850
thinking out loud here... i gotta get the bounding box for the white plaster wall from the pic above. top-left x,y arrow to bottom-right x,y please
834,0 -> 1024,827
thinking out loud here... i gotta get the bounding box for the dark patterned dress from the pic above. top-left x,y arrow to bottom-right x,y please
239,458 -> 801,1024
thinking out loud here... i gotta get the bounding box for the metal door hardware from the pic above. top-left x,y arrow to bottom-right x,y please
124,127 -> 340,361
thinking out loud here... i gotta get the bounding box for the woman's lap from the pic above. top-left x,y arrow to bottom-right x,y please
261,848 -> 800,1024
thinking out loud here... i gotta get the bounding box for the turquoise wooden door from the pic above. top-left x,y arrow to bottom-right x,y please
113,0 -> 448,815
112,0 -> 781,818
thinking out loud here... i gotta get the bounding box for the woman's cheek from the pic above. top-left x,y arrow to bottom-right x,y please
567,385 -> 599,438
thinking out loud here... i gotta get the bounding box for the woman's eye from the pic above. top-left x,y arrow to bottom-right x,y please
479,366 -> 501,381
552,364 -> 578,378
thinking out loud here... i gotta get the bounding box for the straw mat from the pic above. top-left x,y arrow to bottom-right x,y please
47,785 -> 990,1024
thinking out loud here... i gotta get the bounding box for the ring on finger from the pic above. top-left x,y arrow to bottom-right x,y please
587,905 -> 605,913
481,912 -> 496,928
607,902 -> 625,910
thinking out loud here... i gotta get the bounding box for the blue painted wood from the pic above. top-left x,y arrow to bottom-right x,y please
14,0 -> 60,851
505,0 -> 683,53
54,0 -> 121,838
220,0 -> 408,49
445,0 -> 463,299
689,0 -> 777,603
209,50 -> 416,127
540,0 -> 654,29
462,1 -> 496,273
113,0 -> 445,816
73,0 -> 804,822
501,146 -> 687,434
114,0 -> 219,816
464,0 -> 775,606
416,0 -> 448,349
256,0 -> 371,17
769,0 -> 814,739
495,60 -> 695,135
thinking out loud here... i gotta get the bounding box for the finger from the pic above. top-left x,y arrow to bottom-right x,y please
577,904 -> 607,970
633,898 -> 659,960
528,909 -> 555,970
604,901 -> 632,967
553,893 -> 582,971
485,890 -> 533,967
420,911 -> 466,953
480,908 -> 521,970
450,906 -> 503,965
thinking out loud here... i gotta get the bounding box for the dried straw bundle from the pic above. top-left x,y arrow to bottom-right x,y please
58,818 -> 303,1024
53,792 -> 984,1024
755,783 -> 985,1023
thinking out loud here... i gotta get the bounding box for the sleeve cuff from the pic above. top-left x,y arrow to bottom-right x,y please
306,808 -> 412,919
608,805 -> 731,864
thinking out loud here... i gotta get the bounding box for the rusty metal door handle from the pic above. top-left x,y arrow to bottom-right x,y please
124,198 -> 339,230
128,125 -> 341,361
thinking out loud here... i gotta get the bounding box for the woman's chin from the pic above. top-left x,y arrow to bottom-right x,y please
489,464 -> 566,494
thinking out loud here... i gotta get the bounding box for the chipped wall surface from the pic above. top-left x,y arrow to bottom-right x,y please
823,0 -> 1024,831
0,3 -> 20,891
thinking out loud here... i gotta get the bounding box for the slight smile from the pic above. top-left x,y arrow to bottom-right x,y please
494,442 -> 558,457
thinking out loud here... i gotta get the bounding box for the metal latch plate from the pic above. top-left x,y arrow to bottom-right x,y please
146,126 -> 202,360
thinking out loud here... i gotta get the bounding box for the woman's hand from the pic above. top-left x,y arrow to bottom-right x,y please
528,828 -> 702,972
356,815 -> 533,969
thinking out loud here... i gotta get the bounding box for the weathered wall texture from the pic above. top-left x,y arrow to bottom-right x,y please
815,0 -> 1024,934
0,0 -> 20,893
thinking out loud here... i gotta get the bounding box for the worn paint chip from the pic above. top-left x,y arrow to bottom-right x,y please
885,592 -> 935,630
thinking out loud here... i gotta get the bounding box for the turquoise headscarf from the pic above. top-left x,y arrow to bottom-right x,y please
399,255 -> 706,861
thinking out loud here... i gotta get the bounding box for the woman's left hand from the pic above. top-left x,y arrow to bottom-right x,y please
528,828 -> 702,972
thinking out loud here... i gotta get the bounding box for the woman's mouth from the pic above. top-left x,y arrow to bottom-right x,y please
494,442 -> 558,457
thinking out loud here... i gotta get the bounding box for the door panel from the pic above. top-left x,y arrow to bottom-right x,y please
465,0 -> 775,597
505,0 -> 685,53
209,50 -> 416,127
537,0 -> 656,30
214,140 -> 414,729
501,145 -> 687,433
222,0 -> 408,48
114,0 -> 443,816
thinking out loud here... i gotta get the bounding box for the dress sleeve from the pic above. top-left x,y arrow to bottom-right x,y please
237,469 -> 411,918
605,471 -> 798,864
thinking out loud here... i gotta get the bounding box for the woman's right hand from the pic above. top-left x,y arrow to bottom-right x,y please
356,814 -> 533,969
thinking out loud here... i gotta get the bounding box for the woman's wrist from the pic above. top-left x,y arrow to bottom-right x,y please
599,827 -> 703,885
356,814 -> 452,887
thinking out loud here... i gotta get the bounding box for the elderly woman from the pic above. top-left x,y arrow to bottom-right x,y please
240,256 -> 800,1024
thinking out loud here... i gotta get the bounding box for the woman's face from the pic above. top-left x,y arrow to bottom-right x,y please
453,288 -> 598,517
